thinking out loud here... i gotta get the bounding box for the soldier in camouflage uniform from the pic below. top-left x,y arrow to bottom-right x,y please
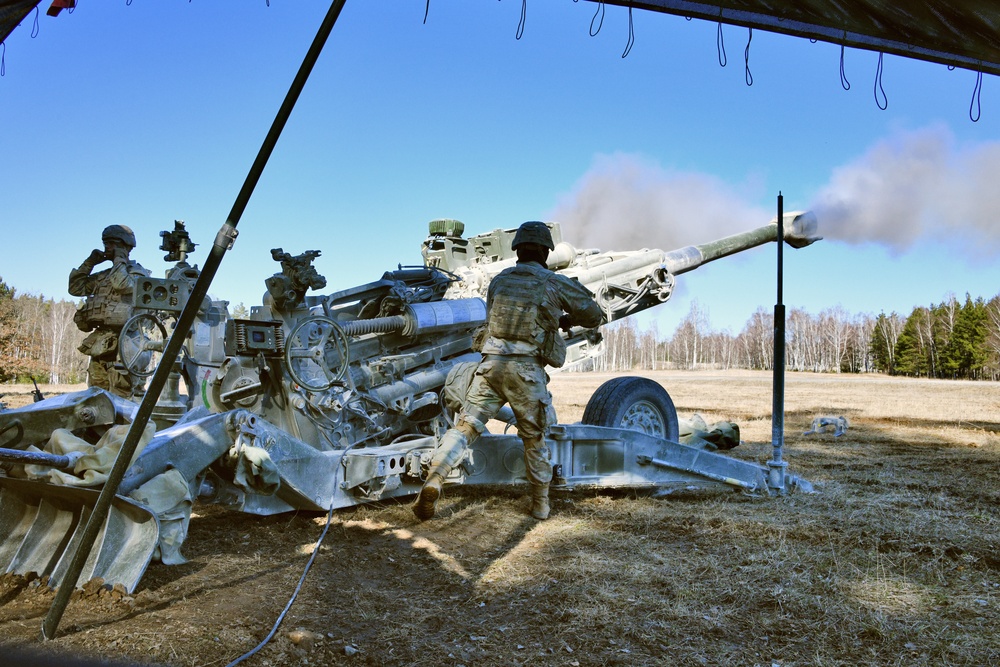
69,225 -> 151,399
414,221 -> 604,521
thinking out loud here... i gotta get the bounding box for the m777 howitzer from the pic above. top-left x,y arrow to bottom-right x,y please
0,214 -> 819,593
423,214 -> 820,367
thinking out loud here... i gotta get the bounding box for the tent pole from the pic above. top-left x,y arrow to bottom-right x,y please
41,0 -> 349,640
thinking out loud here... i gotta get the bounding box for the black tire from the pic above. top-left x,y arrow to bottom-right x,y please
581,376 -> 679,441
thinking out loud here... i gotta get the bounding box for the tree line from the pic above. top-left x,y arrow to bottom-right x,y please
592,293 -> 1000,380
0,277 -> 87,384
2,273 -> 998,383
0,276 -> 254,385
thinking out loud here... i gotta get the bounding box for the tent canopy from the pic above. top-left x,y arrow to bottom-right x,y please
594,1 -> 1000,77
3,1 -> 1000,77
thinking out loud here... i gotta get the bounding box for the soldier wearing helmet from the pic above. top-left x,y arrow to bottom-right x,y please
69,224 -> 151,399
414,221 -> 604,521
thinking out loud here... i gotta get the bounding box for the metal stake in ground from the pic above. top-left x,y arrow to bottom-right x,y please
769,191 -> 788,492
41,0 -> 349,640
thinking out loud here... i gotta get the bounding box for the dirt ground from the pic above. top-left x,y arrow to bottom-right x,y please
2,371 -> 999,666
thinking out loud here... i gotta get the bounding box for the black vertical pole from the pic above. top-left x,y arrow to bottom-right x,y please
769,192 -> 788,493
41,0 -> 349,640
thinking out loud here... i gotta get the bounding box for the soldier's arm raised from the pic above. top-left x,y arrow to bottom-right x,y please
68,250 -> 108,296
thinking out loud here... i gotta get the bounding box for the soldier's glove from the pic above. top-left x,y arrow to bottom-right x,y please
86,248 -> 107,266
558,315 -> 573,333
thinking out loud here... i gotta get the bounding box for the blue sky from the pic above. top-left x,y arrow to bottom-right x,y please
2,1 -> 999,334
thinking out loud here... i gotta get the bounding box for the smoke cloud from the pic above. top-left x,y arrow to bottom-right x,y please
810,125 -> 1000,255
547,153 -> 769,251
548,128 -> 1000,257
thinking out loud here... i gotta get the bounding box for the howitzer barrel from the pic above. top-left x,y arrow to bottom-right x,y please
557,211 -> 821,355
565,250 -> 673,291
663,211 -> 820,276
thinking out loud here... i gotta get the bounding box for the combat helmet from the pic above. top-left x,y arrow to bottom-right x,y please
102,224 -> 137,248
511,221 -> 554,251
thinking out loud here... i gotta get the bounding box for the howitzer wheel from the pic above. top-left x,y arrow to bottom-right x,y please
284,316 -> 350,392
119,313 -> 168,378
582,376 -> 679,441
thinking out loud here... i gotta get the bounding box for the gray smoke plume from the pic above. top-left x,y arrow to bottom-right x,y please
547,152 -> 769,251
548,130 -> 1000,258
810,125 -> 1000,255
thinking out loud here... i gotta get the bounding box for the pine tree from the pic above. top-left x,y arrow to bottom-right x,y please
0,277 -> 31,382
941,294 -> 989,379
894,307 -> 929,377
870,312 -> 899,373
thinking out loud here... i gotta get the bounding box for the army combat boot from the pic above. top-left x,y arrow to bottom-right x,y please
413,472 -> 445,521
530,484 -> 550,520
414,430 -> 470,521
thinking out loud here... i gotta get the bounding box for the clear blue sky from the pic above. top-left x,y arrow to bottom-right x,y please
2,1 -> 999,334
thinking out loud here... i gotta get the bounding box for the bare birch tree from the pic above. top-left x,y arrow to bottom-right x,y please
985,296 -> 1000,378
671,301 -> 711,369
737,307 -> 774,370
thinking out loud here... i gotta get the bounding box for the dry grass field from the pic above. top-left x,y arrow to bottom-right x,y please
2,370 -> 1000,666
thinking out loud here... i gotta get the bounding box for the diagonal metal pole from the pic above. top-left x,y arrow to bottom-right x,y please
42,0 -> 348,640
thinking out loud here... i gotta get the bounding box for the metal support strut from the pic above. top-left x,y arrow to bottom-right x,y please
768,192 -> 788,493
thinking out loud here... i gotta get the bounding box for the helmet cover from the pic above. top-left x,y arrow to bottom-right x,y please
511,221 -> 554,251
102,224 -> 137,248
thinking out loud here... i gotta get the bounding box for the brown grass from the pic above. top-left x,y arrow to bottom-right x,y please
2,371 -> 1000,666
0,383 -> 87,411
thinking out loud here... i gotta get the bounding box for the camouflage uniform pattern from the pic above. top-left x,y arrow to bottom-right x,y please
430,260 -> 603,486
69,251 -> 150,398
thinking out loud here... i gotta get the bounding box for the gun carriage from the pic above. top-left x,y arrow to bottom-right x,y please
0,214 -> 819,591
